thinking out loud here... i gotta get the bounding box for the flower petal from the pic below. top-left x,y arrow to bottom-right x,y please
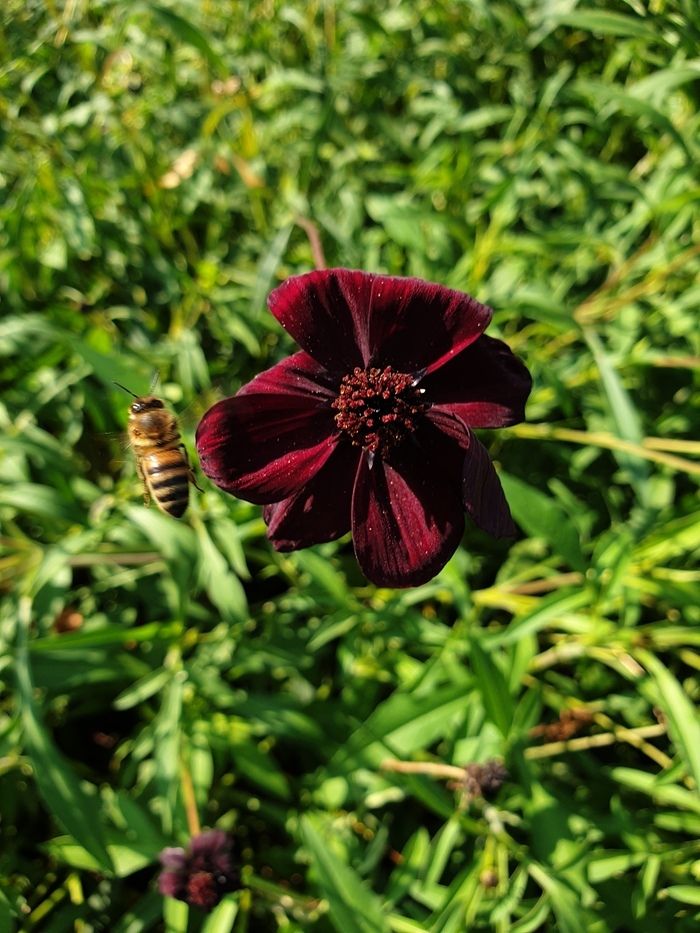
424,406 -> 471,447
158,870 -> 186,899
423,335 -> 532,428
159,847 -> 187,870
351,425 -> 465,587
267,270 -> 370,372
366,274 -> 493,375
189,830 -> 231,858
462,434 -> 516,538
268,269 -> 492,375
426,410 -> 516,538
263,441 -> 360,550
237,350 -> 339,400
195,352 -> 339,504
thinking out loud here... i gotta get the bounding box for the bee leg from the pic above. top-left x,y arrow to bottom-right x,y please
181,445 -> 204,492
136,459 -> 151,506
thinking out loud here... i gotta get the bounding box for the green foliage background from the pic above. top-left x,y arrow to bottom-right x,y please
1,1 -> 699,930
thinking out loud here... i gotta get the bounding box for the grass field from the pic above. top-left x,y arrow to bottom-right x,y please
1,1 -> 700,930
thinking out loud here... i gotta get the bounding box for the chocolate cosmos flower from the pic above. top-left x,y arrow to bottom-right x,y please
196,269 -> 531,587
158,829 -> 237,911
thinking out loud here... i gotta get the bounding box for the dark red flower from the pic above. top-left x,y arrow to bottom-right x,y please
157,829 -> 237,911
196,269 -> 531,587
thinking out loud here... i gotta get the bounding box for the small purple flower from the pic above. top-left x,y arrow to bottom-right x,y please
196,269 -> 531,587
157,830 -> 237,911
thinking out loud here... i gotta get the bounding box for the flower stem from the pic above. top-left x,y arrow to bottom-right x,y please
181,761 -> 201,838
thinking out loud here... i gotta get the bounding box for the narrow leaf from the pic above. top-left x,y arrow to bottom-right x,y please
637,649 -> 700,792
469,639 -> 513,737
500,473 -> 585,570
301,815 -> 389,933
16,599 -> 113,871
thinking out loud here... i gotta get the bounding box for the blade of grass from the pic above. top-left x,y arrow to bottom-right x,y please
301,815 -> 389,933
499,473 -> 585,571
635,649 -> 700,791
469,639 -> 514,738
16,597 -> 113,872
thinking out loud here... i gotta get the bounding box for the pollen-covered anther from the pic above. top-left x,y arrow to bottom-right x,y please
332,365 -> 428,453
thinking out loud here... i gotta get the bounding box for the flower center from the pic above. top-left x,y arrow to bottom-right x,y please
186,871 -> 219,910
332,366 -> 427,454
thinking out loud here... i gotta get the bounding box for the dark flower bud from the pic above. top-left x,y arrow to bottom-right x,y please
157,830 -> 238,912
462,760 -> 508,799
476,760 -> 509,796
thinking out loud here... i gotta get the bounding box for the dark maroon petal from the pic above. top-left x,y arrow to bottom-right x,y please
462,435 -> 516,538
263,441 -> 360,550
189,830 -> 231,857
424,406 -> 471,448
422,335 -> 532,428
268,269 -> 492,376
159,847 -> 187,870
268,270 -> 370,372
196,353 -> 339,504
236,350 -> 339,400
351,425 -> 465,587
158,869 -> 186,899
365,275 -> 492,375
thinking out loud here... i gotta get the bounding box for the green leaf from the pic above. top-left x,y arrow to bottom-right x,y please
46,834 -> 157,877
662,885 -> 700,906
499,473 -> 585,570
0,891 -> 16,933
551,11 -> 660,41
468,639 -> 513,737
154,673 -> 184,836
385,828 -> 431,905
142,4 -> 226,75
588,851 -> 646,883
491,589 -> 591,647
612,768 -> 700,815
0,483 -> 82,523
527,862 -> 588,933
585,329 -> 651,504
113,668 -> 172,710
30,621 -> 181,653
629,63 -> 700,100
112,891 -> 163,932
230,740 -> 291,800
425,816 -> 463,886
292,549 -> 353,604
71,338 -> 152,394
163,896 -> 189,933
16,600 -> 113,871
573,79 -> 690,160
201,894 -> 239,933
195,519 -> 248,622
331,680 -> 472,772
637,650 -> 700,792
301,815 -> 389,933
252,225 -> 293,316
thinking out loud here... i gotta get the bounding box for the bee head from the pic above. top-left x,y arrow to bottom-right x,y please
130,397 -> 165,415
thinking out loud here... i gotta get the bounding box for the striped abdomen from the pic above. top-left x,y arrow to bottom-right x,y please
142,448 -> 190,518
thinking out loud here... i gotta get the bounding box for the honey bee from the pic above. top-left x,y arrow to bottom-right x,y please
115,383 -> 201,518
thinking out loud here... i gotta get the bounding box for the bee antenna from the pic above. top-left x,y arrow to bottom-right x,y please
113,382 -> 138,398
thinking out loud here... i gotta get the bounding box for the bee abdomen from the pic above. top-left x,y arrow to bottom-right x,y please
156,484 -> 189,518
144,452 -> 190,518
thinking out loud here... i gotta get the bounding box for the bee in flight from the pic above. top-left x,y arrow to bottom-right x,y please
115,383 -> 202,519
